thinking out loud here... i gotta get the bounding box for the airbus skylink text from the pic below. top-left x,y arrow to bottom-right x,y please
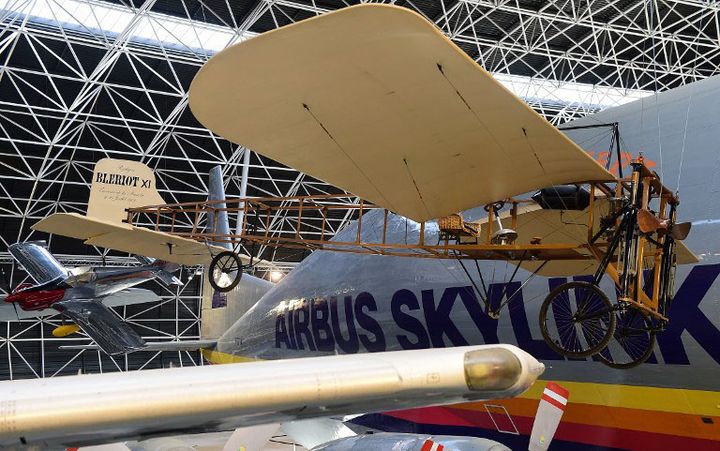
274,264 -> 720,364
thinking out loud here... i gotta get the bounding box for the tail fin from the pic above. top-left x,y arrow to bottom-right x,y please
207,165 -> 232,250
201,274 -> 273,339
87,158 -> 165,223
528,382 -> 569,451
8,241 -> 68,285
154,268 -> 183,286
131,255 -> 182,285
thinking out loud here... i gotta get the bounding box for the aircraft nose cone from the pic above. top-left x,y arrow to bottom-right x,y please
463,346 -> 545,395
530,360 -> 546,383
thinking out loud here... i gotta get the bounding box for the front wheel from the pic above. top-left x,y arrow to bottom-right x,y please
596,307 -> 656,369
540,281 -> 616,358
209,251 -> 243,292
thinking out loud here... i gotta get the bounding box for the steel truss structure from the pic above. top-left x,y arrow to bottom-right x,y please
1,0 -> 719,380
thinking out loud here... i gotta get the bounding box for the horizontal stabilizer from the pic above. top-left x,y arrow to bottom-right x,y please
33,213 -> 228,266
59,339 -> 217,352
53,299 -> 145,355
33,213 -> 273,268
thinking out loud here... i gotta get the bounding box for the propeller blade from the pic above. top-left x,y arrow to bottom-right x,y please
671,221 -> 692,241
528,381 -> 569,451
637,208 -> 668,234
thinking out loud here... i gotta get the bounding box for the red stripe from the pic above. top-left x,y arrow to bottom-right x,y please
545,381 -> 570,399
385,407 -> 720,451
541,393 -> 566,410
437,444 -> 444,451
420,439 -> 433,451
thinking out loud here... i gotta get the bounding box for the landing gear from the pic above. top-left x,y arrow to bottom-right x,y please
209,251 -> 242,292
539,281 -> 616,358
596,307 -> 657,369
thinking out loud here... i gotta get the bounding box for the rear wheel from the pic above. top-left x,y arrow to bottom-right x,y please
209,251 -> 242,292
597,307 -> 656,369
540,281 -> 615,357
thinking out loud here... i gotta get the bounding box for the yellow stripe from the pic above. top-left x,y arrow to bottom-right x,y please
518,379 -> 720,418
201,349 -> 260,364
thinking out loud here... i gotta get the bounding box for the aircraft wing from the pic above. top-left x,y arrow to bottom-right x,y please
32,213 -> 228,266
0,345 -> 543,449
53,299 -> 146,355
8,241 -> 68,285
189,4 -> 613,223
59,339 -> 218,353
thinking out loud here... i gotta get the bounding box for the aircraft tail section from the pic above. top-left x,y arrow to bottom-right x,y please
202,165 -> 272,339
8,241 -> 68,285
202,273 -> 274,339
86,158 -> 165,223
207,165 -> 231,250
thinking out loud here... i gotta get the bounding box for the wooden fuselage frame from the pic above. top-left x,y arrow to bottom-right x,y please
125,161 -> 682,320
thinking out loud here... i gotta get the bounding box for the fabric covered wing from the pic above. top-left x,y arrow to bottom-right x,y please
33,213 -> 261,266
189,5 -> 613,223
8,241 -> 67,285
33,213 -> 222,265
53,299 -> 145,355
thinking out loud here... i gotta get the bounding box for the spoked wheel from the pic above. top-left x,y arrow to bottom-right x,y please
596,307 -> 656,369
540,281 -> 616,358
209,251 -> 242,292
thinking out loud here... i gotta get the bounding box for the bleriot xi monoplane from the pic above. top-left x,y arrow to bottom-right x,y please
36,4 -> 695,370
187,5 -> 696,369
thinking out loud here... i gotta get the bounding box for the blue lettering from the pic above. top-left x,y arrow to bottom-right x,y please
311,298 -> 334,351
422,288 -> 469,347
292,299 -> 316,351
275,312 -> 293,349
658,264 -> 720,365
391,289 -> 430,349
355,292 -> 386,352
330,296 -> 359,353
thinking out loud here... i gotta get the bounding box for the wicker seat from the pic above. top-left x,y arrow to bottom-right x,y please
438,213 -> 480,237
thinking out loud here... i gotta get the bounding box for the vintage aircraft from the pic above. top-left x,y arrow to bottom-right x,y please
2,241 -> 181,355
4,3 -> 718,451
2,161 -> 254,356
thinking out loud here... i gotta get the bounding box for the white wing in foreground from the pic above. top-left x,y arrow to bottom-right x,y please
0,345 -> 543,449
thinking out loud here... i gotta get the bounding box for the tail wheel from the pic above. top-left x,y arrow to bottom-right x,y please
540,281 -> 616,358
597,307 -> 656,369
209,251 -> 242,292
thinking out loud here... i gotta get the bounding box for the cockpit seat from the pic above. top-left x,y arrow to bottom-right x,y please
438,213 -> 481,237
